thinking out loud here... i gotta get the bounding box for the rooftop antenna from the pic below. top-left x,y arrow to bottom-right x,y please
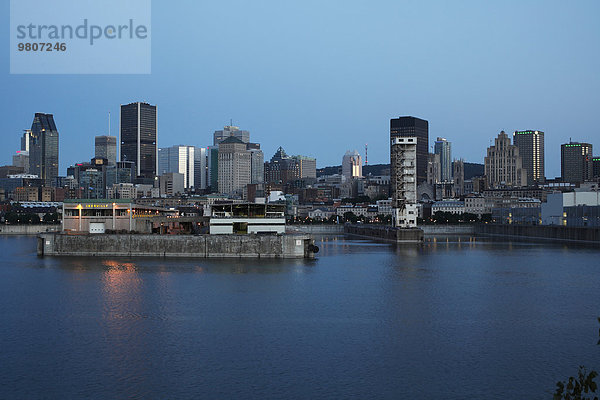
108,111 -> 111,136
365,143 -> 368,165
230,118 -> 233,127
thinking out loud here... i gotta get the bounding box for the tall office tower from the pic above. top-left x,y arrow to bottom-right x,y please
12,151 -> 29,173
434,137 -> 452,182
21,130 -> 31,151
158,145 -> 206,190
217,137 -> 251,195
264,147 -> 299,184
390,117 -> 428,184
513,130 -> 545,184
207,146 -> 219,191
95,136 -> 117,165
427,153 -> 441,185
120,102 -> 157,179
593,157 -> 600,179
29,113 -> 59,186
295,155 -> 317,179
342,150 -> 362,178
194,147 -> 208,190
561,142 -> 593,183
213,125 -> 250,146
248,147 -> 265,184
390,136 -> 418,228
484,131 -> 527,188
105,161 -> 136,190
453,159 -> 465,197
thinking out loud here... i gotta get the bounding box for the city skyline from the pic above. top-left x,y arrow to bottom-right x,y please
3,108 -> 600,179
1,1 -> 598,177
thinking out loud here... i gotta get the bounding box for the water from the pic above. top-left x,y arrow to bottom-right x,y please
0,235 -> 599,399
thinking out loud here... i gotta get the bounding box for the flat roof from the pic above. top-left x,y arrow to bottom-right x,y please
63,199 -> 134,204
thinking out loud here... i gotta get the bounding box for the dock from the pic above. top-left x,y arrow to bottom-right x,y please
37,233 -> 319,259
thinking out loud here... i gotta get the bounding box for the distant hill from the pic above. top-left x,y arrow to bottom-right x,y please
317,162 -> 483,179
363,164 -> 390,176
317,163 -> 389,177
316,165 -> 341,177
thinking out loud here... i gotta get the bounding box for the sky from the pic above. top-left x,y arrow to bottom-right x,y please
1,0 -> 599,178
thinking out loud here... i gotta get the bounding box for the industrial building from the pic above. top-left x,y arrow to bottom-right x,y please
209,203 -> 286,234
390,136 -> 418,228
62,199 -> 177,234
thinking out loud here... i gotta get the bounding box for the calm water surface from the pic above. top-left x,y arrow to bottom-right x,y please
0,235 -> 599,399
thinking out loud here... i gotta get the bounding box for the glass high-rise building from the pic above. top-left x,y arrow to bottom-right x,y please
158,145 -> 207,190
434,137 -> 452,182
513,130 -> 545,185
213,125 -> 250,146
390,117 -> 429,183
593,157 -> 600,179
95,136 -> 117,165
561,142 -> 593,183
342,150 -> 362,179
21,130 -> 31,152
120,102 -> 157,179
29,113 -> 59,186
207,146 -> 219,192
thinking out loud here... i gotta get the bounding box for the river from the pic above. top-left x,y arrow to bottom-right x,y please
0,235 -> 598,399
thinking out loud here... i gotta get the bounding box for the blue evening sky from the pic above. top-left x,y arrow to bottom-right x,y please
1,0 -> 599,178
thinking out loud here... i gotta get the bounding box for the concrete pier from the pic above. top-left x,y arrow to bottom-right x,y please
38,233 -> 319,259
344,224 -> 424,243
0,224 -> 61,236
475,224 -> 600,245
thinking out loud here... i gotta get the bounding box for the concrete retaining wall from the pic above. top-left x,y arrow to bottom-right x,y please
475,224 -> 600,244
421,225 -> 475,235
0,224 -> 61,235
288,225 -> 345,234
37,233 -> 317,258
344,224 -> 423,242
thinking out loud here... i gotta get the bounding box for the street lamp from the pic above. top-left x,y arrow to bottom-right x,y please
76,204 -> 83,232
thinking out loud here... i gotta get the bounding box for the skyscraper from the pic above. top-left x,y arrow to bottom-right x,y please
434,137 -> 452,182
561,142 -> 593,183
29,113 -> 59,186
264,147 -> 296,184
513,130 -> 545,184
21,130 -> 31,152
120,102 -> 157,180
12,151 -> 29,173
248,147 -> 265,184
484,131 -> 527,188
593,157 -> 600,179
342,150 -> 362,179
207,146 -> 219,191
95,135 -> 117,165
213,125 -> 250,146
218,137 -> 251,195
264,147 -> 314,184
158,145 -> 206,190
295,155 -> 317,179
390,136 -> 418,228
390,117 -> 429,183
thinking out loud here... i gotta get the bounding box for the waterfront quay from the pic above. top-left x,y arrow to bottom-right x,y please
37,232 -> 319,259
